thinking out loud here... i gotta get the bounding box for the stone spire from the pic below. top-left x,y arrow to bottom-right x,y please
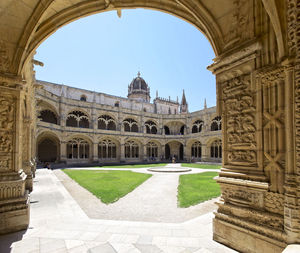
204,98 -> 207,109
180,89 -> 188,113
156,90 -> 158,98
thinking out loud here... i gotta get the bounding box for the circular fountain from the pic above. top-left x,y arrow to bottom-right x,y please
147,164 -> 191,173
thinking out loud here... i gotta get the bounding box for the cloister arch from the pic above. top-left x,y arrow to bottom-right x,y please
66,135 -> 92,161
36,131 -> 60,163
66,110 -> 90,128
0,1 -> 297,252
98,114 -> 117,130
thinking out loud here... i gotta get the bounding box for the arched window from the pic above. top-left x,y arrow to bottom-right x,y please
80,95 -> 87,101
123,118 -> 139,132
210,140 -> 222,159
147,142 -> 158,159
125,141 -> 139,158
38,138 -> 58,162
66,111 -> 89,128
67,138 -> 89,159
191,141 -> 202,158
98,115 -> 116,130
145,121 -> 157,134
98,139 -> 117,159
192,120 -> 204,133
211,116 -> 222,131
180,125 -> 185,135
39,109 -> 58,124
114,101 -> 119,107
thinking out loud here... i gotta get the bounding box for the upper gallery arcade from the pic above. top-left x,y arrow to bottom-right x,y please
0,1 -> 299,253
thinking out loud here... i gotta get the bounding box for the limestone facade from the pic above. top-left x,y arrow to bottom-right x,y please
35,78 -> 222,165
0,1 -> 299,252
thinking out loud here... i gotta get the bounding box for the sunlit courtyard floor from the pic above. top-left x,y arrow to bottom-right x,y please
0,165 -> 237,253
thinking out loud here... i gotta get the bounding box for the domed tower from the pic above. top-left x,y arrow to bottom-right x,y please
128,72 -> 150,102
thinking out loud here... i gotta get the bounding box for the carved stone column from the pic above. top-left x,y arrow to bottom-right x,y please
120,140 -> 125,162
60,141 -> 67,162
0,75 -> 30,234
92,142 -> 98,162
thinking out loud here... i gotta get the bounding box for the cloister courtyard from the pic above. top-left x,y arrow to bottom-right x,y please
0,163 -> 236,253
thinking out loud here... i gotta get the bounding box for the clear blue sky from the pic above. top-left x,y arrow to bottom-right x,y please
35,9 -> 216,112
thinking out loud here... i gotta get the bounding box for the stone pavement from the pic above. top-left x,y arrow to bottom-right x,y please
0,167 -> 236,253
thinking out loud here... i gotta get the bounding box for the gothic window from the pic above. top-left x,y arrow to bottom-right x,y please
98,115 -> 116,130
146,142 -> 158,158
80,95 -> 87,101
67,138 -> 89,159
125,141 -> 139,158
210,140 -> 222,159
66,111 -> 89,128
145,120 -> 157,134
191,141 -> 202,158
123,118 -> 139,132
98,139 -> 117,159
211,116 -> 222,131
192,120 -> 204,133
39,109 -> 58,124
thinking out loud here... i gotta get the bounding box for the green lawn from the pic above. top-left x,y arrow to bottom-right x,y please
63,170 -> 152,204
181,163 -> 221,170
98,163 -> 168,169
178,172 -> 220,208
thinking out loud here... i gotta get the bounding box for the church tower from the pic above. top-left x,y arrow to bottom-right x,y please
180,89 -> 188,113
127,72 -> 150,102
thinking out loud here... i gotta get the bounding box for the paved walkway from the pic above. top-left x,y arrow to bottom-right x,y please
0,167 -> 236,253
55,165 -> 218,222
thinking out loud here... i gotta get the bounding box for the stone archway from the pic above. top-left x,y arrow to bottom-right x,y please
0,1 -> 299,252
37,138 -> 58,163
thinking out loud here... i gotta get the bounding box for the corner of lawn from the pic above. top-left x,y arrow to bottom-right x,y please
177,172 -> 220,208
63,169 -> 152,204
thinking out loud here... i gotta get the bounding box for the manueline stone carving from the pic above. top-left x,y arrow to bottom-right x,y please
221,74 -> 257,167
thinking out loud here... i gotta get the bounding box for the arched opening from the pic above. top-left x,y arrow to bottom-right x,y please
210,139 -> 222,161
166,141 -> 183,162
145,121 -> 157,134
98,139 -> 117,160
80,95 -> 87,101
146,141 -> 158,160
191,141 -> 202,159
123,118 -> 139,133
67,138 -> 90,159
66,111 -> 90,128
125,140 -> 139,159
38,110 -> 58,125
192,120 -> 204,133
98,115 -> 117,130
211,116 -> 221,131
37,138 -> 58,163
180,125 -> 185,135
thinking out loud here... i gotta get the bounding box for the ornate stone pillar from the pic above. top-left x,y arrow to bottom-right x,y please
0,75 -> 30,234
208,41 -> 288,252
143,144 -> 147,161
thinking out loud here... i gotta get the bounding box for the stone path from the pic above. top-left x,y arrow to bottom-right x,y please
55,165 -> 218,222
0,167 -> 236,253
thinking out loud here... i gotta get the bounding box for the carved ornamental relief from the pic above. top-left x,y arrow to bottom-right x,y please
0,95 -> 15,172
0,40 -> 10,72
221,74 -> 257,167
260,68 -> 285,194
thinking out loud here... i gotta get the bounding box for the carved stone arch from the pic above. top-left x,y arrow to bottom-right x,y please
17,0 -> 226,75
98,114 -> 117,130
66,108 -> 91,119
123,118 -> 139,132
66,109 -> 90,128
98,136 -> 120,160
36,100 -> 59,118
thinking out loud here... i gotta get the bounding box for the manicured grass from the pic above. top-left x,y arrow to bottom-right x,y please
63,170 -> 152,204
181,163 -> 221,170
178,172 -> 220,208
98,163 -> 168,169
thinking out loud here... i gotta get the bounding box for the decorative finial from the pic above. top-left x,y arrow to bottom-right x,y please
204,98 -> 207,109
156,90 -> 158,98
137,71 -> 141,77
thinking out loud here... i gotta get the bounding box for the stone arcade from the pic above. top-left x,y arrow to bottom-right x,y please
35,74 -> 222,165
0,1 -> 299,252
